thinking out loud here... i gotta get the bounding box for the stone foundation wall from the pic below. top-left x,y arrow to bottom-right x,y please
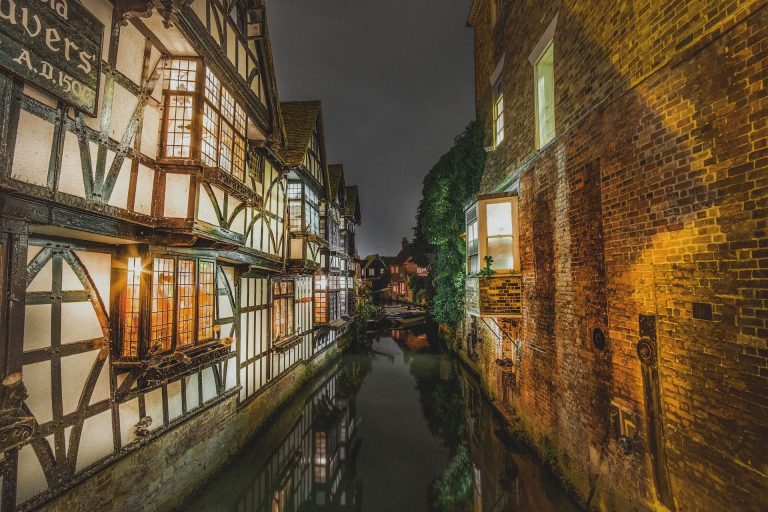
38,349 -> 339,512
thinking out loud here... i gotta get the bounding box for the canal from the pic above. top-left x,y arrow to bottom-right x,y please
186,328 -> 580,511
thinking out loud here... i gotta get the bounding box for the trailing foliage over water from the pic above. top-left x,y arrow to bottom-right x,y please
413,121 -> 486,324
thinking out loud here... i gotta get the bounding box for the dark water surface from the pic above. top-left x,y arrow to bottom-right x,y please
187,330 -> 580,511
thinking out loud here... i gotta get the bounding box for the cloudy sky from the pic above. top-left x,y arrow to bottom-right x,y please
269,0 -> 476,257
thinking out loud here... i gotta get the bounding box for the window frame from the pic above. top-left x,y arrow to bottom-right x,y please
466,193 -> 520,275
120,252 -> 217,360
492,77 -> 504,147
534,40 -> 555,149
159,58 -> 248,182
271,279 -> 296,340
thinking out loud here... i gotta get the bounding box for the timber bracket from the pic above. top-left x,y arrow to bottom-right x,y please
0,373 -> 36,452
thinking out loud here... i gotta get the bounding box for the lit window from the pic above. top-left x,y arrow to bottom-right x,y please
123,256 -> 216,358
493,77 -> 504,147
198,261 -> 215,341
176,259 -> 196,346
123,257 -> 142,358
315,275 -> 327,324
151,258 -> 175,352
286,182 -> 320,235
314,431 -> 328,483
485,202 -> 514,270
535,41 -> 555,148
466,207 -> 479,273
272,280 -> 295,339
162,60 -> 247,181
466,194 -> 519,274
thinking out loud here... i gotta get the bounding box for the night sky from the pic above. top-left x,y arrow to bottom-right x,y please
269,0 -> 476,257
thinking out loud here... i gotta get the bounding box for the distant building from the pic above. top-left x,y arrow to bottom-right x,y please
387,238 -> 428,303
360,254 -> 391,295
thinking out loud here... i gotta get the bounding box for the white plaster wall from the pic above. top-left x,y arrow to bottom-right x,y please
58,132 -> 87,198
75,410 -> 113,472
12,111 -> 53,187
16,444 -> 48,505
197,185 -> 219,225
164,173 -> 190,218
109,84 -> 138,142
116,23 -> 145,85
134,164 -> 155,215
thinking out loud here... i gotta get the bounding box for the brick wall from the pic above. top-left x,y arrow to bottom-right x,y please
465,1 -> 768,511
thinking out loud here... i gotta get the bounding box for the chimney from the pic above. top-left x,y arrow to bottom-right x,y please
402,237 -> 408,250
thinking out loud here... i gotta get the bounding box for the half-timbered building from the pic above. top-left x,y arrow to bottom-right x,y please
0,1 -> 361,510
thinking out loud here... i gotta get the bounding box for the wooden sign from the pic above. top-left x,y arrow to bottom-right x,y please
0,0 -> 103,116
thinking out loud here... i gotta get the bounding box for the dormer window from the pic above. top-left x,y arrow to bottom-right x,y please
161,59 -> 248,181
466,194 -> 520,274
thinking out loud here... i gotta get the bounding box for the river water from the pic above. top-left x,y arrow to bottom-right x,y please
187,328 -> 580,511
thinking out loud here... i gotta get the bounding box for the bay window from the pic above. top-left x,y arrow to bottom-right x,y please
272,280 -> 295,339
121,255 -> 216,359
161,59 -> 248,181
465,194 -> 520,274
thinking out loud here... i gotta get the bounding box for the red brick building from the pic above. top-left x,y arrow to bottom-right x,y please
460,1 -> 768,511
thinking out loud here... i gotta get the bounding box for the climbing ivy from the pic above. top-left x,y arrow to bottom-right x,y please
413,121 -> 486,324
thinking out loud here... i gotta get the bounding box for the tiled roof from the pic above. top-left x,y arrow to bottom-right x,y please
328,164 -> 344,202
275,101 -> 321,167
344,185 -> 361,223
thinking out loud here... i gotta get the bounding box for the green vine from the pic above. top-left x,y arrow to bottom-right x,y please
411,121 -> 486,324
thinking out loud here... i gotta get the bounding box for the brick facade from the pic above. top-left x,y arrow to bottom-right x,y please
462,1 -> 768,510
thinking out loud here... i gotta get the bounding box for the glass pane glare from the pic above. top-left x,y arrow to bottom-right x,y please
487,236 -> 514,270
486,202 -> 513,236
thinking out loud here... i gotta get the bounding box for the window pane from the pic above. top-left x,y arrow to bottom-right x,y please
198,261 -> 215,341
165,95 -> 193,158
486,202 -> 513,236
177,260 -> 196,347
123,257 -> 142,358
151,258 -> 175,352
205,68 -> 221,107
469,254 -> 479,274
221,88 -> 236,122
487,236 -> 514,270
164,60 -> 197,92
202,104 -> 219,166
220,121 -> 234,172
536,42 -> 555,146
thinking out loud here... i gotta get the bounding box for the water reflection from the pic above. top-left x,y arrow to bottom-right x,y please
188,328 -> 579,511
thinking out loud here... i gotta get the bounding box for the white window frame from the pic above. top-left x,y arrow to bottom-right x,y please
466,193 -> 520,274
490,57 -> 505,148
529,14 -> 558,150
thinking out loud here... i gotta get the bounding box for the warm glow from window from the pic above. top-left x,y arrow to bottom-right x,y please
315,275 -> 327,324
466,196 -> 519,274
272,280 -> 295,339
198,261 -> 215,341
123,257 -> 142,358
163,61 -> 247,181
535,41 -> 555,148
151,258 -> 175,352
493,78 -> 504,147
176,259 -> 196,346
